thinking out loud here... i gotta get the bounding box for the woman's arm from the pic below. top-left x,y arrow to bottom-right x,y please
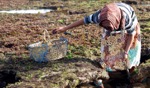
125,33 -> 135,53
53,19 -> 84,34
124,31 -> 136,68
53,10 -> 101,34
64,19 -> 84,31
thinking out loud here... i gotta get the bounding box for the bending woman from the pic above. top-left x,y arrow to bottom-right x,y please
52,3 -> 141,72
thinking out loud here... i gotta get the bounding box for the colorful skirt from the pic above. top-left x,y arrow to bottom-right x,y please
100,27 -> 141,71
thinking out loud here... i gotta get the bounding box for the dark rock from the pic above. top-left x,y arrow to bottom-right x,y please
122,0 -> 138,5
0,70 -> 21,87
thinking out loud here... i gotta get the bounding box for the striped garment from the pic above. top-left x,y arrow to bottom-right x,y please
84,3 -> 138,35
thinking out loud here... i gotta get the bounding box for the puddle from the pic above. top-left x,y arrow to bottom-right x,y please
0,9 -> 53,14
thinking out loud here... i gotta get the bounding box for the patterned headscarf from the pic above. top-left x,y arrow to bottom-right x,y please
99,3 -> 123,31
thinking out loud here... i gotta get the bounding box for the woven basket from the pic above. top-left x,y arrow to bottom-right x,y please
28,29 -> 68,62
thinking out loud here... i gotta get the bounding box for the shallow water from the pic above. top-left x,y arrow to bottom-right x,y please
0,9 -> 52,14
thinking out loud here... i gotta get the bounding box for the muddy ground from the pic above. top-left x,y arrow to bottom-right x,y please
0,0 -> 150,88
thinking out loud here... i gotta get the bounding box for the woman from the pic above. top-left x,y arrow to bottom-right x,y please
52,3 -> 141,72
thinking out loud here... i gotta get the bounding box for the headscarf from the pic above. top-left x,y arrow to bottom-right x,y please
99,3 -> 123,31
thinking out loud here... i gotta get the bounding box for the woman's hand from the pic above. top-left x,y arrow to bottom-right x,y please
52,27 -> 67,34
123,52 -> 130,68
52,19 -> 84,34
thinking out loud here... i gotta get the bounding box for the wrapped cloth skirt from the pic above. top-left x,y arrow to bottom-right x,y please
100,24 -> 141,71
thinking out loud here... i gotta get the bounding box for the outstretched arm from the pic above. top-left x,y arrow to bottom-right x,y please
52,10 -> 101,34
64,19 -> 84,31
53,19 -> 84,34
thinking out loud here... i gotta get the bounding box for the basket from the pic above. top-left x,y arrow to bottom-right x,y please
28,29 -> 68,62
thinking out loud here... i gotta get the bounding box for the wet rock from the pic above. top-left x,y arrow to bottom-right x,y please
0,70 -> 21,87
38,6 -> 59,10
0,53 -> 6,60
51,58 -> 109,88
122,0 -> 138,5
67,10 -> 86,15
132,83 -> 146,88
130,59 -> 150,88
0,40 -> 4,48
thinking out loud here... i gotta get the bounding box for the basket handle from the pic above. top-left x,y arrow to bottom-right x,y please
43,29 -> 51,43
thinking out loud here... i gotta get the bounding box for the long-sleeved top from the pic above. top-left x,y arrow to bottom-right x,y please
84,3 -> 138,35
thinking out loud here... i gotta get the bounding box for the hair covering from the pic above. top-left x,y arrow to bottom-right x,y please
99,3 -> 123,31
